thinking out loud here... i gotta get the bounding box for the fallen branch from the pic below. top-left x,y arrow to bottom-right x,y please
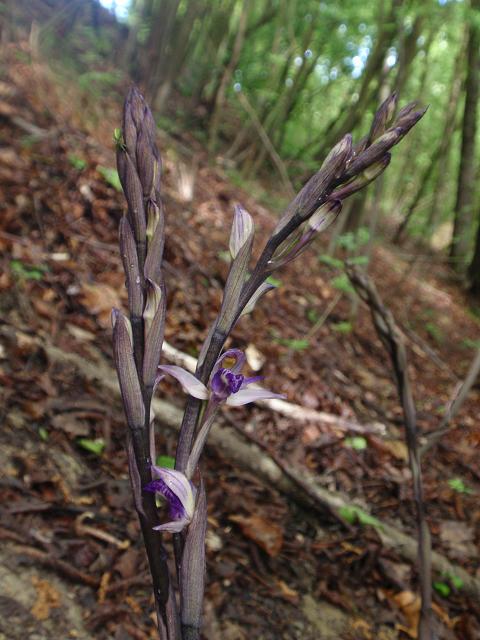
3,326 -> 477,601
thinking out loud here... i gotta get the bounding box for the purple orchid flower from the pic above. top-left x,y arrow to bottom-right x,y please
158,348 -> 283,407
144,466 -> 196,533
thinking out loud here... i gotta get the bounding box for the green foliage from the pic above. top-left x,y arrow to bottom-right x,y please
318,255 -> 344,270
344,436 -> 368,450
331,321 -> 353,334
331,274 -> 356,295
77,438 -> 105,456
38,427 -> 49,442
337,228 -> 370,252
156,455 -> 176,469
10,260 -> 48,281
339,505 -> 382,529
448,477 -> 474,495
68,154 -> 87,171
97,165 -> 122,191
433,582 -> 451,598
425,321 -> 443,343
266,276 -> 282,287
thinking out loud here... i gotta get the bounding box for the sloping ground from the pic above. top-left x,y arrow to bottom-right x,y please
0,43 -> 479,639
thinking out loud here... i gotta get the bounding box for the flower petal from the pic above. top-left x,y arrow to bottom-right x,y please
229,204 -> 254,258
225,387 -> 285,406
158,365 -> 208,399
212,349 -> 246,376
153,517 -> 192,533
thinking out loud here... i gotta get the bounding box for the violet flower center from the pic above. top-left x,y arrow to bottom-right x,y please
211,368 -> 244,400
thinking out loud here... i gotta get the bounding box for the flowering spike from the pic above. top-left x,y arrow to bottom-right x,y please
144,467 -> 196,533
144,199 -> 165,284
368,93 -> 397,144
143,280 -> 166,387
229,204 -> 254,258
119,217 -> 143,317
331,154 -> 391,200
116,149 -> 147,253
275,133 -> 352,233
112,309 -> 145,429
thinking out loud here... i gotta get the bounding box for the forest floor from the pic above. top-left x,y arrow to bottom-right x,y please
0,43 -> 479,640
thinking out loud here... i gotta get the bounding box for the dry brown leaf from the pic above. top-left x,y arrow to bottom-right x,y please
79,282 -> 122,328
277,580 -> 299,603
30,576 -> 60,621
229,513 -> 283,557
392,590 -> 420,639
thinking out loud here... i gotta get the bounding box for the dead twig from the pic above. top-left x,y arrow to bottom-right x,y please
422,347 -> 480,454
346,264 -> 435,640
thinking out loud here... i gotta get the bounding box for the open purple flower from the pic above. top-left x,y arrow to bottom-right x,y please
144,466 -> 196,533
158,348 -> 283,407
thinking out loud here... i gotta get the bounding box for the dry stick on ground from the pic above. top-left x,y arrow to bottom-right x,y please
422,347 -> 480,455
346,264 -> 435,640
5,325 -> 479,601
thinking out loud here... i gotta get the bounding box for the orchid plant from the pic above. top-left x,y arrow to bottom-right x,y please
112,87 -> 425,640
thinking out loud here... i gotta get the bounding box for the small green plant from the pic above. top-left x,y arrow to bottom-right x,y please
68,154 -> 87,171
77,437 -> 105,456
331,321 -> 353,333
433,581 -> 450,597
10,260 -> 48,281
97,165 -> 122,191
425,321 -> 443,343
339,505 -> 382,530
448,477 -> 474,494
344,436 -> 367,450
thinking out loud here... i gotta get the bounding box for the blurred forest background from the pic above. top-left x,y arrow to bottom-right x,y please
3,0 -> 480,290
1,1 -> 480,639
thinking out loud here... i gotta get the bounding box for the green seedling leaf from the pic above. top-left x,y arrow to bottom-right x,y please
449,575 -> 464,590
307,308 -> 319,324
113,128 -> 126,150
274,337 -> 310,350
433,582 -> 450,598
331,321 -> 353,334
331,274 -> 356,295
39,427 -> 49,441
68,154 -> 87,171
425,321 -> 443,343
344,436 -> 367,450
448,477 -> 474,495
318,254 -> 344,269
78,438 -> 105,456
461,338 -> 480,349
217,250 -> 231,263
266,276 -> 282,287
10,260 -> 48,281
97,165 -> 122,191
156,455 -> 175,469
347,255 -> 369,266
339,505 -> 382,529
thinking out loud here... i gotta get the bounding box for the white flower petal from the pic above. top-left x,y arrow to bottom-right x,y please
158,365 -> 208,399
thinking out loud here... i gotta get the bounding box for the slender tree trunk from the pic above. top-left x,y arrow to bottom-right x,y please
394,41 -> 465,242
450,0 -> 480,269
467,217 -> 480,294
208,0 -> 251,155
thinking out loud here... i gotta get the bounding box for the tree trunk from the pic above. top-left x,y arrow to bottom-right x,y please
450,0 -> 480,269
208,0 -> 251,155
394,40 -> 465,243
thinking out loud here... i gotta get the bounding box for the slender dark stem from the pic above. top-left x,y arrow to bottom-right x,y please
346,265 -> 434,640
